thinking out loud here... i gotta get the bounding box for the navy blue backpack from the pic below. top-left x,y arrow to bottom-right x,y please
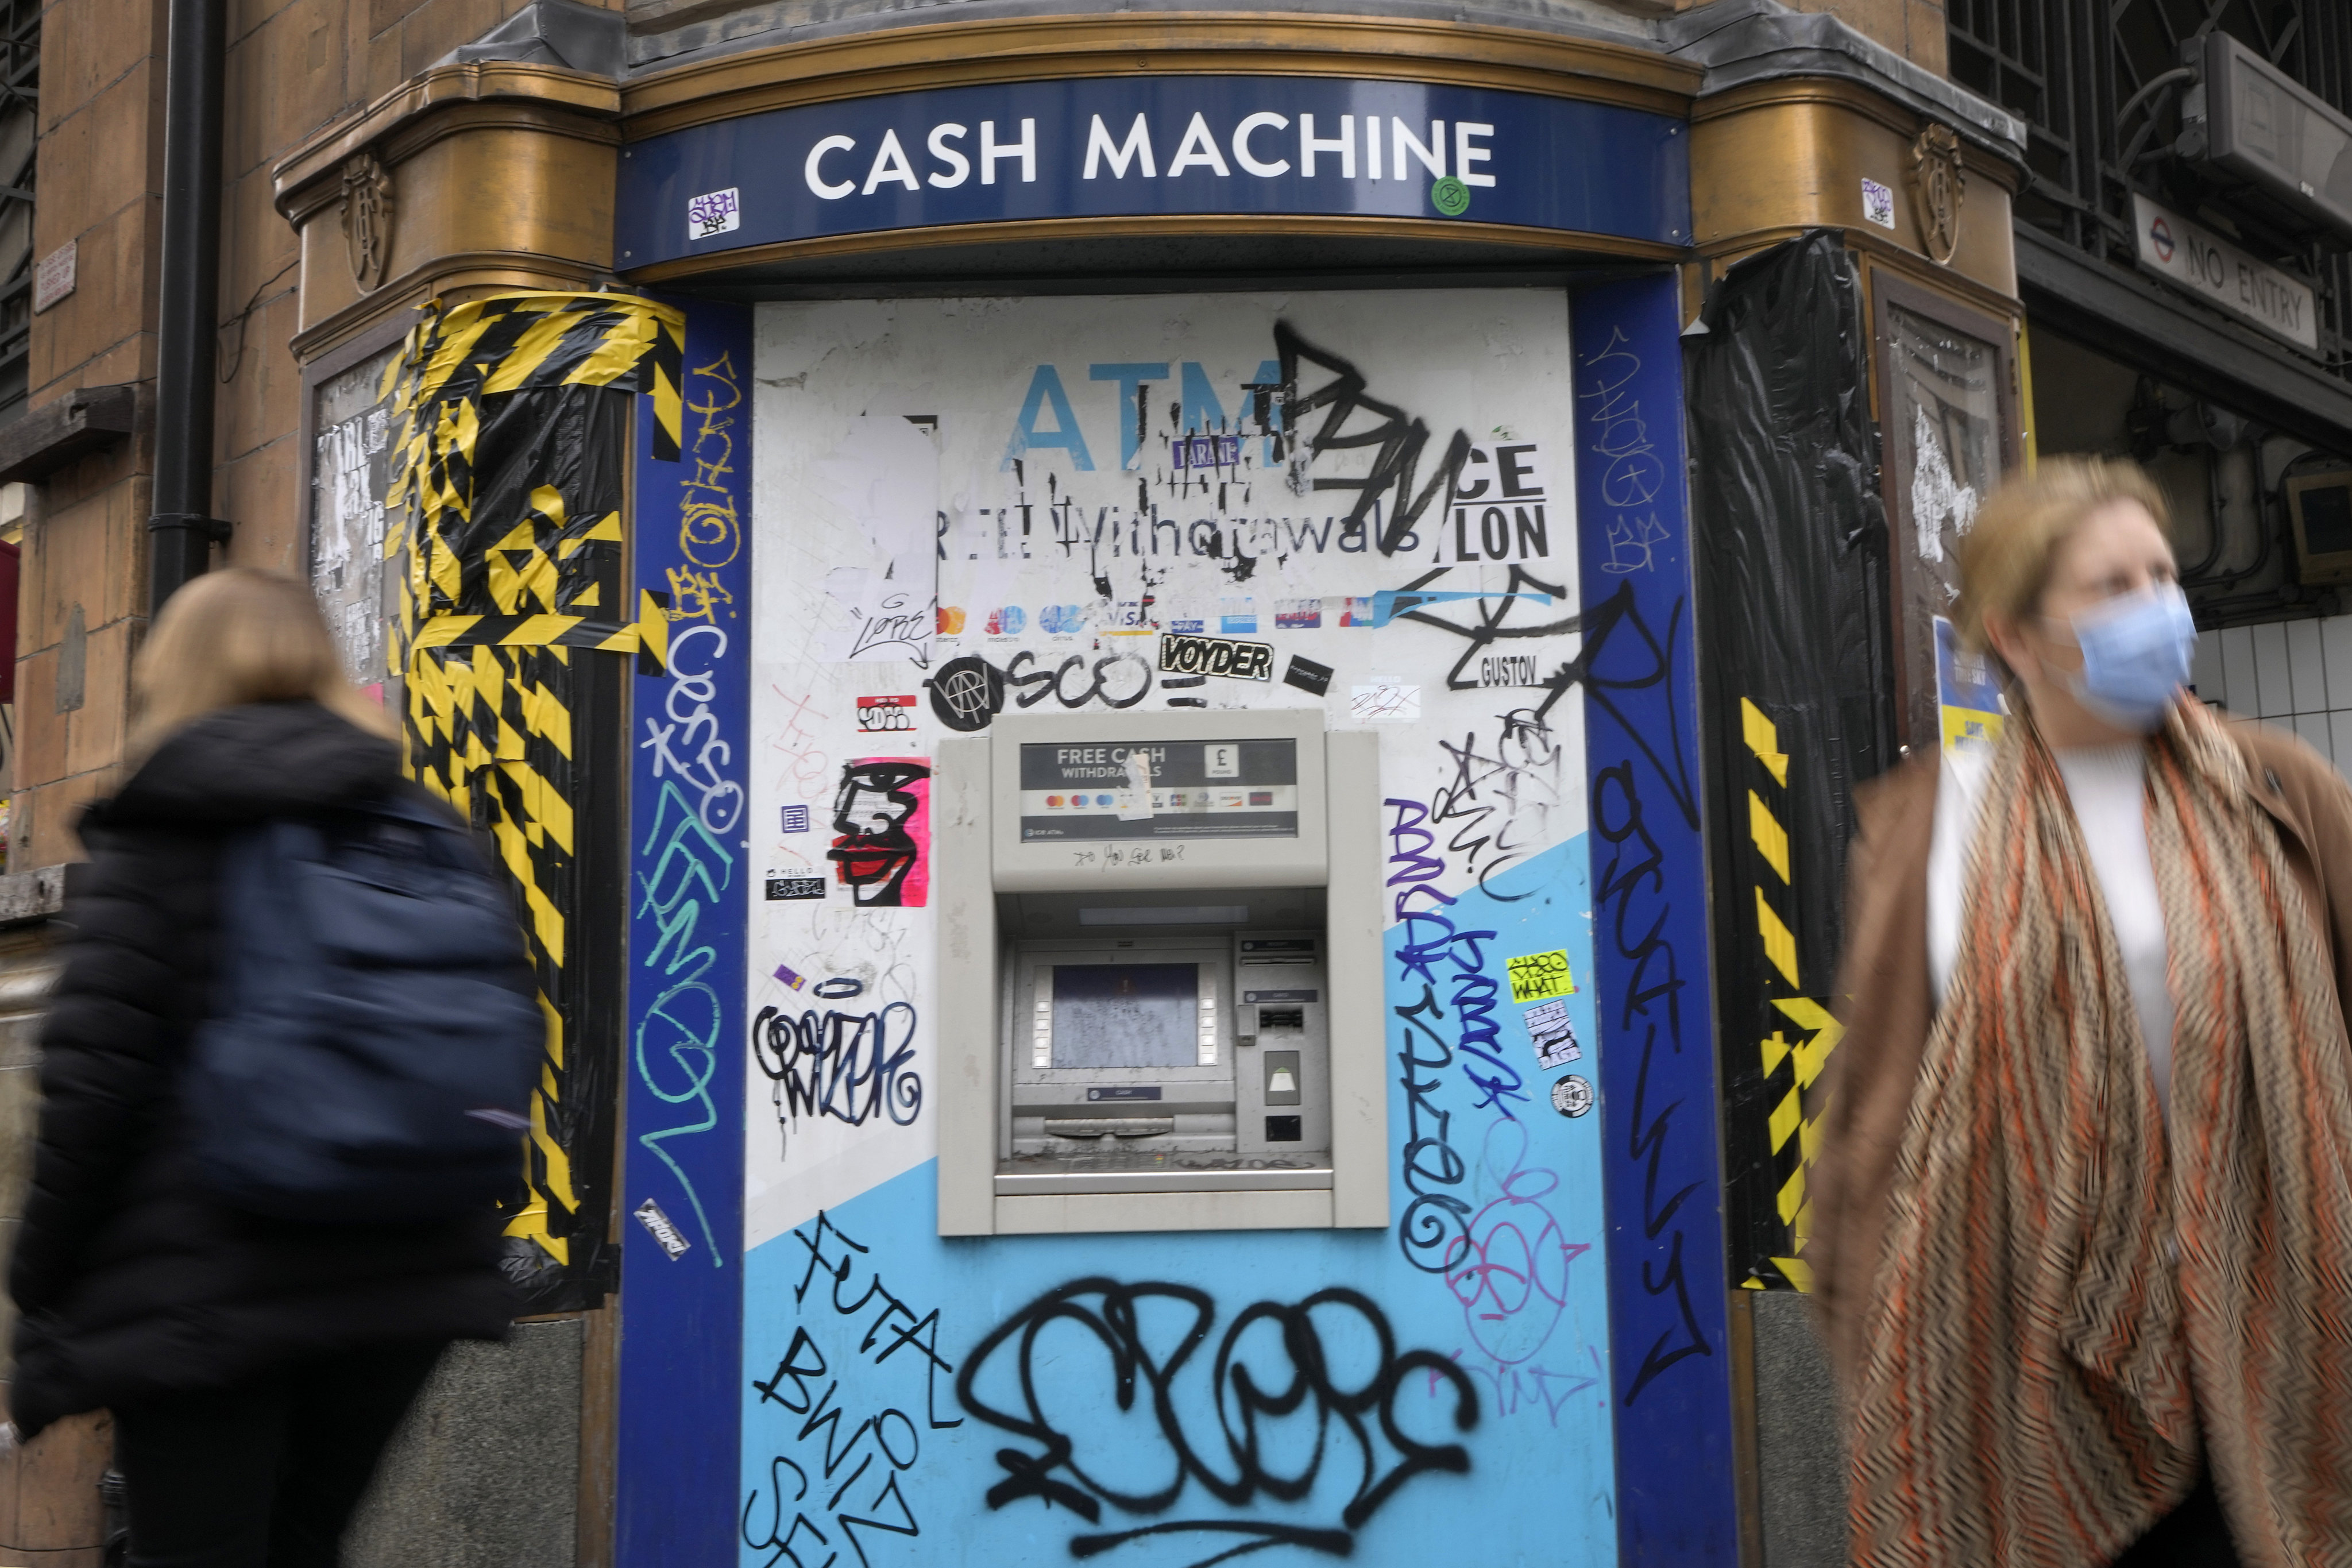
184,790 -> 546,1224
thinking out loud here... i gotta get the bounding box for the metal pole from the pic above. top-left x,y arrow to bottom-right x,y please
148,0 -> 225,612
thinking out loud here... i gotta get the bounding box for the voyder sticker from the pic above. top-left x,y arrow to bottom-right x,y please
1507,948 -> 1576,1002
1283,655 -> 1333,697
1160,632 -> 1273,681
634,1197 -> 694,1259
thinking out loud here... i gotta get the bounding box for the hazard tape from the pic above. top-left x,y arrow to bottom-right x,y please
1739,697 -> 1840,1293
386,291 -> 683,1285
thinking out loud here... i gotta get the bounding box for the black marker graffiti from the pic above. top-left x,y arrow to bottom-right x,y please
1393,982 -> 1471,1280
1427,712 -> 1567,897
752,1002 -> 924,1163
957,1279 -> 1477,1568
1391,571 -> 1700,831
1275,323 -> 1473,556
1592,760 -> 1710,1405
925,650 -> 1155,732
743,1211 -> 960,1568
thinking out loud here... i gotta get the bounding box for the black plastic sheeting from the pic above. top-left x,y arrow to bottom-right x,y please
401,370 -> 634,1316
1687,231 -> 1897,1289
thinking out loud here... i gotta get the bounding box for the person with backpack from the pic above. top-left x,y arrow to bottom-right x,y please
6,568 -> 542,1565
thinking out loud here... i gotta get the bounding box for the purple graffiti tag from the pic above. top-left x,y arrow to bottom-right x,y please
1444,1119 -> 1589,1365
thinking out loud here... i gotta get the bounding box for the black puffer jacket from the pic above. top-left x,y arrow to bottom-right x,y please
8,701 -> 520,1436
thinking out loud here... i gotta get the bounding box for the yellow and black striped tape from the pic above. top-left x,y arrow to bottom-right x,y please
1739,697 -> 1841,1293
384,291 -> 683,1284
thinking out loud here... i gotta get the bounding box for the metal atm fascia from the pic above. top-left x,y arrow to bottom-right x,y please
934,708 -> 1387,1237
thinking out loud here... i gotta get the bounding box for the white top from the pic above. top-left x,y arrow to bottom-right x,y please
1929,741 -> 2175,1123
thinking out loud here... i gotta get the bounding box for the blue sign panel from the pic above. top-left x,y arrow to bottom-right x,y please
619,299 -> 754,1568
617,76 -> 1688,269
1570,276 -> 1739,1562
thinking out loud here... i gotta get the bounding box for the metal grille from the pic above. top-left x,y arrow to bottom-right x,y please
0,0 -> 33,423
1949,0 -> 2352,376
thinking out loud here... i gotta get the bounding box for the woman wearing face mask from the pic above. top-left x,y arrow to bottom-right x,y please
1808,457 -> 2352,1567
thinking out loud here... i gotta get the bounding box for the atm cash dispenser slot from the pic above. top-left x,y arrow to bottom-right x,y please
1001,897 -> 1330,1176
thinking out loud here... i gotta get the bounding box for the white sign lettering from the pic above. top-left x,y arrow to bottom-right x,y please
2133,193 -> 2318,354
800,111 -> 1499,202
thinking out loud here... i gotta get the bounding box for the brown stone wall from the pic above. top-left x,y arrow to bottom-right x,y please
16,0 -> 563,879
1779,0 -> 1950,74
5,0 -> 602,1547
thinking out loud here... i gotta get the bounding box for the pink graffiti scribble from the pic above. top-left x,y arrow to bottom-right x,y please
1443,1118 -> 1590,1365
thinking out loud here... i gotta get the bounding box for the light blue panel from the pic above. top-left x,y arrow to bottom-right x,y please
737,837 -> 1610,1568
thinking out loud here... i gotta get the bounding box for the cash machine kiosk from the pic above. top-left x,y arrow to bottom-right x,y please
934,709 -> 1387,1235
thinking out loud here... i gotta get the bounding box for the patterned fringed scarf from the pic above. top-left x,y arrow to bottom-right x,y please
1849,700 -> 2352,1568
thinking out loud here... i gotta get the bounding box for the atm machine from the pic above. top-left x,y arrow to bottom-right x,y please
934,708 -> 1387,1235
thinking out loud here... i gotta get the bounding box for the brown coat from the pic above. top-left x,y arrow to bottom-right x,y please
1806,719 -> 2352,1395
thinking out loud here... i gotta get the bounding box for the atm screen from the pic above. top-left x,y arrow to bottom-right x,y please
1052,963 -> 1199,1068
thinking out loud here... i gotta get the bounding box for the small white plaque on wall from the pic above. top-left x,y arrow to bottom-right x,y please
33,242 -> 74,314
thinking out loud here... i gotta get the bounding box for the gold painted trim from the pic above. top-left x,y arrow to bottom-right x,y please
1694,223 -> 2022,317
1693,76 -> 2025,187
621,14 -> 1701,138
282,102 -> 623,223
289,250 -> 611,363
625,211 -> 1681,283
274,63 -> 621,212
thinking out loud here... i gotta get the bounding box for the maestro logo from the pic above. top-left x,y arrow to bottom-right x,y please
2149,214 -> 2175,262
1430,176 -> 1472,217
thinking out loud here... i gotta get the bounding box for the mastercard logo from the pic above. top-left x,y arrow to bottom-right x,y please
1046,794 -> 1065,808
937,606 -> 966,635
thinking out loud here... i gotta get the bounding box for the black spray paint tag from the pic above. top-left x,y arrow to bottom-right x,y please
766,875 -> 827,901
1158,632 -> 1273,681
634,1197 -> 693,1259
1283,655 -> 1334,696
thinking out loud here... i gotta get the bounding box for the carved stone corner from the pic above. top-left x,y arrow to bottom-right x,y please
1909,122 -> 1965,267
341,149 -> 397,293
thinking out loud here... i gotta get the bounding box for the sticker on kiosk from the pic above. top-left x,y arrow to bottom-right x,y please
1018,739 -> 1300,841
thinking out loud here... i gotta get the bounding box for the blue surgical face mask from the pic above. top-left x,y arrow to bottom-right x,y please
2050,583 -> 2196,733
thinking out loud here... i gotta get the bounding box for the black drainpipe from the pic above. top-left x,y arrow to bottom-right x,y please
148,0 -> 228,612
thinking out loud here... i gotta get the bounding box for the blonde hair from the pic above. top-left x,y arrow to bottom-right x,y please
129,568 -> 397,759
1953,456 -> 2175,655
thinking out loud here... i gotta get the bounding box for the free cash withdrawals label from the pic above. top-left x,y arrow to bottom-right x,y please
1018,737 -> 1298,841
